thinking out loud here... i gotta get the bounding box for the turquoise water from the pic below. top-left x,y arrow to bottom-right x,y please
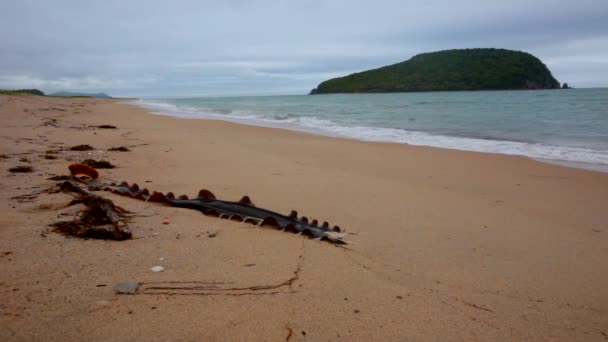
135,89 -> 608,171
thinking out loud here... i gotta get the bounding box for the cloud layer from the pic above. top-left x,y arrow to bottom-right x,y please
1,0 -> 607,97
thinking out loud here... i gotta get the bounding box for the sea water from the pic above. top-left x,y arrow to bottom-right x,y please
133,89 -> 608,172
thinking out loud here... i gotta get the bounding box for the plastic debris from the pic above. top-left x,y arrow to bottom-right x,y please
150,265 -> 164,272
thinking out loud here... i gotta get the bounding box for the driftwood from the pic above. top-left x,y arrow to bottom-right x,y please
52,180 -> 132,240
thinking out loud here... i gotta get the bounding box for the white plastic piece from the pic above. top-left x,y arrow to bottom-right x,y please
150,265 -> 164,272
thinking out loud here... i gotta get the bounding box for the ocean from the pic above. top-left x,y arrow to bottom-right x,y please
133,88 -> 608,172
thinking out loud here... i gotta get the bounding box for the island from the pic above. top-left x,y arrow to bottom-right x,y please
310,48 -> 563,94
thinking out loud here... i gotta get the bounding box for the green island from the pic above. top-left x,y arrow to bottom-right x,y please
310,48 -> 564,94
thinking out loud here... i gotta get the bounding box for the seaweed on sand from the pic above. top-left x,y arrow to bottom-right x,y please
51,180 -> 131,240
70,144 -> 94,151
108,146 -> 130,152
81,159 -> 115,169
9,165 -> 33,173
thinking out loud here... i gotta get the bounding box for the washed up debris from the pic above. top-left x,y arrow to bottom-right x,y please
70,144 -> 94,151
108,146 -> 130,152
49,164 -> 349,244
95,125 -> 117,129
113,281 -> 140,295
51,180 -> 131,240
150,266 -> 164,272
69,163 -> 99,179
9,165 -> 33,173
81,177 -> 347,244
81,159 -> 115,169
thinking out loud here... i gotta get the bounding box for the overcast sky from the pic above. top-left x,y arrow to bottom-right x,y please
1,0 -> 607,97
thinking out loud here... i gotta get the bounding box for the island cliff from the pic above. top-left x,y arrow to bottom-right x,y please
310,48 -> 561,94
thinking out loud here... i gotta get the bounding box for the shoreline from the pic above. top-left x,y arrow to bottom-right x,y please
131,96 -> 608,174
1,94 -> 607,341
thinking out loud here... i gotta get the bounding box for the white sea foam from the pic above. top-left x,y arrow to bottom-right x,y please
131,99 -> 608,172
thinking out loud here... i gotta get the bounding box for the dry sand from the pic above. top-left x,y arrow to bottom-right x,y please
1,94 -> 607,341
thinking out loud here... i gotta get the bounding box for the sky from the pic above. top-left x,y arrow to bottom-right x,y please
0,0 -> 607,97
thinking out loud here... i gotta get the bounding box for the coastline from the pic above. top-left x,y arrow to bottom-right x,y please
132,92 -> 608,174
1,94 -> 607,341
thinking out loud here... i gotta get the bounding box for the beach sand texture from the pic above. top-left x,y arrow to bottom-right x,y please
1,94 -> 607,341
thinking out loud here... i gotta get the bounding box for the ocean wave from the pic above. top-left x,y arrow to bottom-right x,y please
131,99 -> 608,171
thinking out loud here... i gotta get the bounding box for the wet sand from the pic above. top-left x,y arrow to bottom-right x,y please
1,94 -> 607,341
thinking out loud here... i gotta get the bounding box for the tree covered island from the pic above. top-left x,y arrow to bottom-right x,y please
310,48 -> 564,94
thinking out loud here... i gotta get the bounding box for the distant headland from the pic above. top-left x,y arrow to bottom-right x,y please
0,89 -> 45,96
0,89 -> 112,98
310,48 -> 567,94
49,91 -> 112,98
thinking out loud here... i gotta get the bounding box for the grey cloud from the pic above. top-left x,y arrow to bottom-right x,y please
1,0 -> 607,97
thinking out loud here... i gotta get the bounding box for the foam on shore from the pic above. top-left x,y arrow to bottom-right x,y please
133,99 -> 608,172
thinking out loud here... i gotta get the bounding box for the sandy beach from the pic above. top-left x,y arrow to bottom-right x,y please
1,94 -> 607,341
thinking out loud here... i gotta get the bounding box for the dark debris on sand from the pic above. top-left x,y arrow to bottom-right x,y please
70,144 -> 95,151
47,175 -> 71,181
51,180 -> 131,240
9,165 -> 33,173
108,146 -> 130,152
81,159 -> 115,169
